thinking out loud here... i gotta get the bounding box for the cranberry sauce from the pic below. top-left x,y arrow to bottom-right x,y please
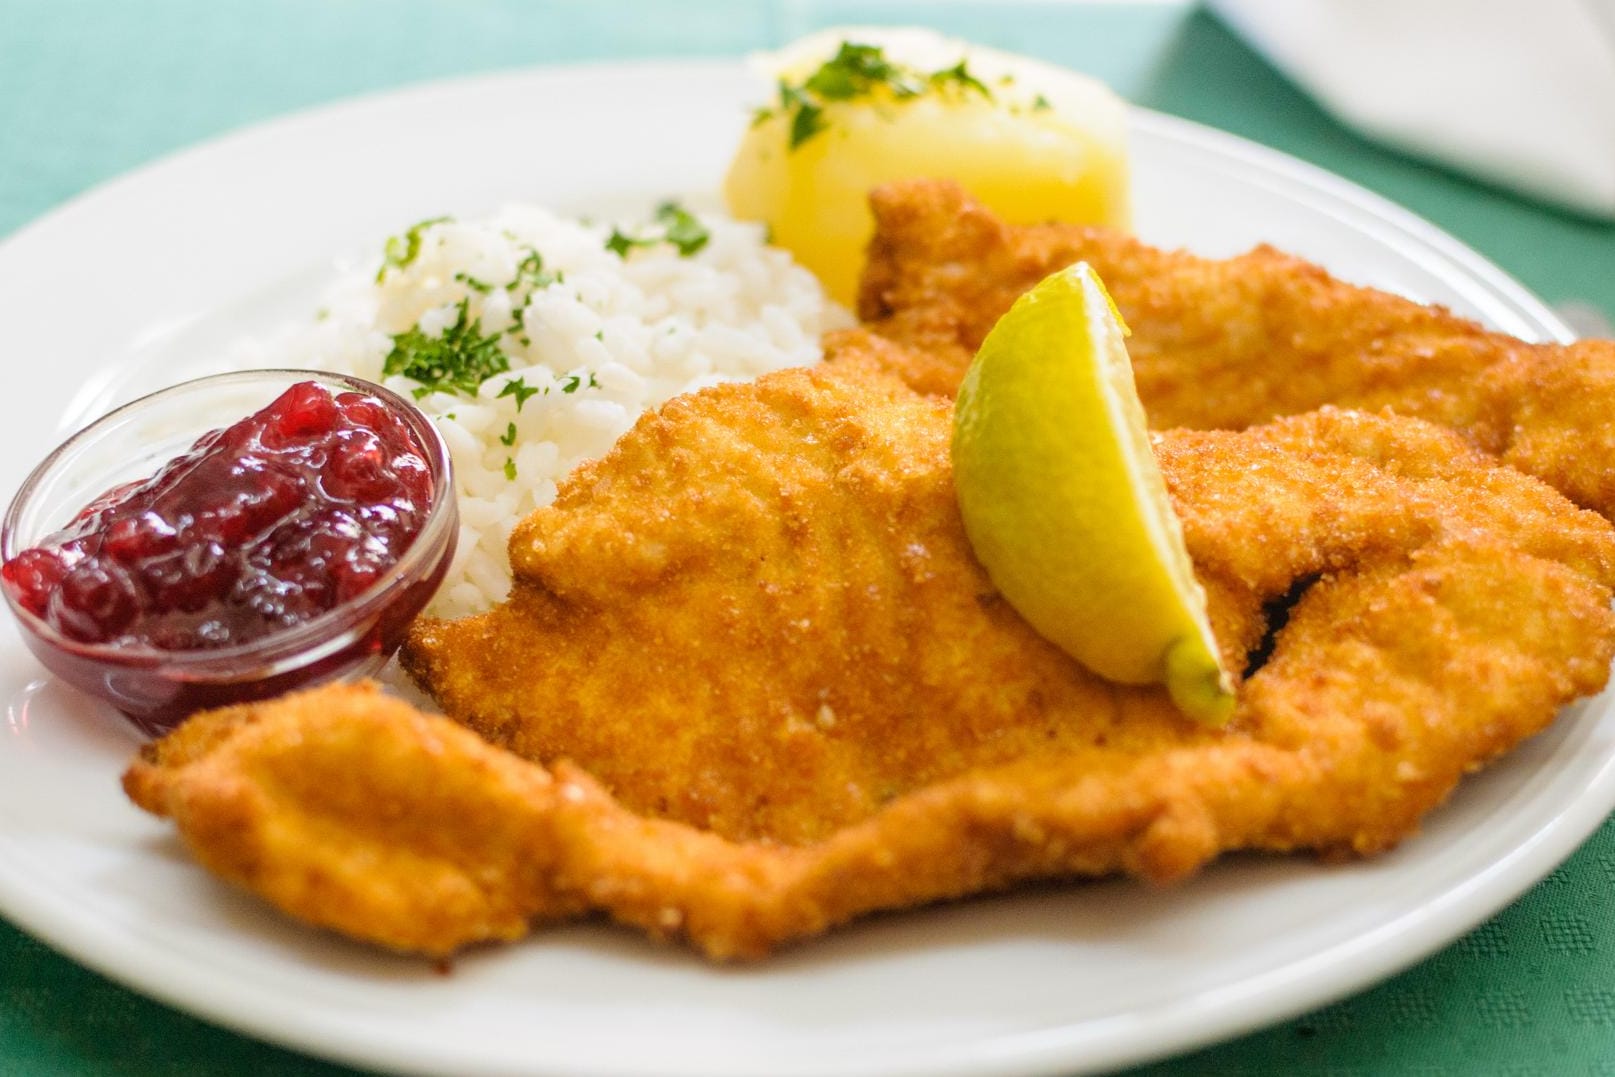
2,381 -> 434,651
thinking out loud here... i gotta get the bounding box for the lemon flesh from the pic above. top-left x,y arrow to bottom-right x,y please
952,263 -> 1235,725
723,27 -> 1131,306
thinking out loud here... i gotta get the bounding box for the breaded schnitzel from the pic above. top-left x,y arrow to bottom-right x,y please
839,179 -> 1615,521
126,365 -> 1615,958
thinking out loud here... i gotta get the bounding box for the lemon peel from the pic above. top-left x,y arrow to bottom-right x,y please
951,262 -> 1235,725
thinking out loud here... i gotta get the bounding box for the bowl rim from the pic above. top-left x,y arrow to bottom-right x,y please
0,367 -> 457,676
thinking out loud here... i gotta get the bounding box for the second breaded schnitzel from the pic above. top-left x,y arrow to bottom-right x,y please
840,179 -> 1615,522
125,364 -> 1615,958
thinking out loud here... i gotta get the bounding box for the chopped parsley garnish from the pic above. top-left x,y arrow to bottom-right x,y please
454,271 -> 495,295
1032,93 -> 1052,112
497,375 -> 540,411
606,202 -> 710,258
559,371 -> 599,394
513,249 -> 557,290
757,42 -> 996,150
928,60 -> 991,99
503,458 -> 518,481
656,203 -> 710,256
494,251 -> 551,349
377,216 -> 451,282
383,299 -> 509,399
803,42 -> 923,102
499,422 -> 518,447
789,102 -> 828,150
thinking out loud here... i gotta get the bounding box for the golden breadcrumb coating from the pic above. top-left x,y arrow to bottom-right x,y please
840,178 -> 1615,520
128,365 -> 1615,959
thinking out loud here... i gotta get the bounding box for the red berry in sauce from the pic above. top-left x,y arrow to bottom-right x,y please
1,381 -> 434,651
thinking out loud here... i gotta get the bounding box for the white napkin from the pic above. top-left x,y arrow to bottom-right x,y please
1207,0 -> 1615,220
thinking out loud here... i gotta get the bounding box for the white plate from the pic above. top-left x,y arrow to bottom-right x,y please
0,60 -> 1606,1077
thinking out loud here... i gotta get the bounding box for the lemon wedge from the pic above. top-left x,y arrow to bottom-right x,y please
951,262 -> 1235,725
723,27 -> 1131,305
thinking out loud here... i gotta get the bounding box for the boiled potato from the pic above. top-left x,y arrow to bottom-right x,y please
724,28 -> 1132,305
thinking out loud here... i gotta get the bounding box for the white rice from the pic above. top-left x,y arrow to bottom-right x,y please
228,204 -> 847,618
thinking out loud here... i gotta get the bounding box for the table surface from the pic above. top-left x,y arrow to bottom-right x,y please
3,2 -> 1614,1075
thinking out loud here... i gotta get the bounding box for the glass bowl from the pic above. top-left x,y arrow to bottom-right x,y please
1,369 -> 457,735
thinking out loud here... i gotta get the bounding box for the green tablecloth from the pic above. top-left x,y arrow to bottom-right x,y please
3,3 -> 1613,1074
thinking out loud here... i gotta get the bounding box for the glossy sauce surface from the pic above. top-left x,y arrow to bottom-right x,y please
2,381 -> 433,650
